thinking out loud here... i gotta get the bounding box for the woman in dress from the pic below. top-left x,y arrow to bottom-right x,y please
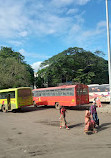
59,106 -> 69,130
84,110 -> 97,134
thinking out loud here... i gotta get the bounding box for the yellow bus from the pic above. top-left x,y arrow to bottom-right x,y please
0,87 -> 33,112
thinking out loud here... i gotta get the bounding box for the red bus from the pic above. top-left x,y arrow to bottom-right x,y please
32,84 -> 89,109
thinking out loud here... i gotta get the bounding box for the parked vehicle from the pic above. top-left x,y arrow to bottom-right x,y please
32,84 -> 89,109
88,84 -> 109,102
0,87 -> 33,112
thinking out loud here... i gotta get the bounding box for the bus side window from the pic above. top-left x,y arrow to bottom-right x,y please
89,87 -> 93,92
50,90 -> 55,96
40,91 -> 42,96
41,91 -> 44,96
34,91 -> 37,97
39,91 -> 41,97
44,91 -> 46,96
57,89 -> 60,96
36,91 -> 39,97
33,91 -> 35,97
47,90 -> 50,96
52,90 -> 55,96
62,89 -> 66,96
0,92 -> 8,99
43,91 -> 45,96
0,93 -> 3,99
66,88 -> 70,96
54,89 -> 58,96
10,91 -> 15,98
70,88 -> 74,96
83,88 -> 88,94
60,89 -> 63,96
36,91 -> 41,97
43,91 -> 46,96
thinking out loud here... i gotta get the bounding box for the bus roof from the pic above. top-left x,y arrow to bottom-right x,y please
0,87 -> 32,93
33,84 -> 87,91
88,84 -> 109,87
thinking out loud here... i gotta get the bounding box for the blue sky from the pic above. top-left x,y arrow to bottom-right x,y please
0,0 -> 111,71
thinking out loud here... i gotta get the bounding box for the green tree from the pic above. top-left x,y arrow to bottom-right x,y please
0,47 -> 34,89
36,47 -> 108,87
0,47 -> 24,62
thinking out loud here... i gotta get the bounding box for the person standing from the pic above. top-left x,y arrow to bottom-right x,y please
90,101 -> 99,127
59,106 -> 69,129
96,97 -> 102,107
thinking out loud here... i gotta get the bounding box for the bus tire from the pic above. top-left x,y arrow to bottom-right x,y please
55,102 -> 60,110
1,104 -> 8,113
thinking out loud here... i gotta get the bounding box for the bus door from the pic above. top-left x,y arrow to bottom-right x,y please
82,87 -> 89,104
7,94 -> 11,110
81,88 -> 85,104
76,87 -> 82,105
79,87 -> 87,104
80,88 -> 83,104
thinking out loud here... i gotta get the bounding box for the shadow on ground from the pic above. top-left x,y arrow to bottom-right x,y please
68,123 -> 84,129
97,122 -> 111,132
12,105 -> 54,113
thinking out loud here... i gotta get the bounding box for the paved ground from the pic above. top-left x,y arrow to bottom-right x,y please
0,104 -> 111,158
97,103 -> 111,113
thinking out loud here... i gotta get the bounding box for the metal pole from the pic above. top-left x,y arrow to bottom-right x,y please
106,0 -> 111,104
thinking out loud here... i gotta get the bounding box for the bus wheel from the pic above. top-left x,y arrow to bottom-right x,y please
1,105 -> 8,113
55,102 -> 60,110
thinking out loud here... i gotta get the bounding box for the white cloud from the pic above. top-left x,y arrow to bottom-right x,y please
50,0 -> 74,7
0,0 -> 90,41
97,21 -> 106,29
76,0 -> 91,5
19,48 -> 51,60
0,0 -> 29,39
65,20 -> 107,50
19,49 -> 27,56
70,24 -> 81,33
19,31 -> 28,37
0,0 -> 97,55
50,0 -> 90,7
9,40 -> 23,46
74,11 -> 85,24
0,3 -> 18,33
81,21 -> 106,39
66,8 -> 78,15
0,0 -> 105,63
30,14 -> 72,37
31,61 -> 42,72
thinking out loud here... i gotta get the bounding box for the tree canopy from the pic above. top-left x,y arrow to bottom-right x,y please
35,47 -> 108,87
0,47 -> 34,89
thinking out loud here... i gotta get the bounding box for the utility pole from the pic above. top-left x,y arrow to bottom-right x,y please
106,0 -> 111,104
